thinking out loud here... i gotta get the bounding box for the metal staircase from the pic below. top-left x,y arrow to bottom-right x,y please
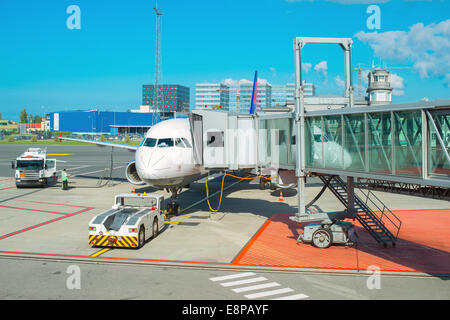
318,174 -> 402,247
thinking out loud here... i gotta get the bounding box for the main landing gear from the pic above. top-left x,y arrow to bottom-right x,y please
165,187 -> 182,216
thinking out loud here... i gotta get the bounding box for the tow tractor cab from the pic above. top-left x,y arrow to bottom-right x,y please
12,148 -> 57,188
89,193 -> 165,249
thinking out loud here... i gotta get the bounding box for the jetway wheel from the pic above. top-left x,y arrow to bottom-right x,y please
312,228 -> 333,249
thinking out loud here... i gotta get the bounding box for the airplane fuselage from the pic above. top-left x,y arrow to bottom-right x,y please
132,118 -> 205,189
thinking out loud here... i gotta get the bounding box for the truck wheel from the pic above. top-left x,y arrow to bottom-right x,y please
152,218 -> 159,238
312,228 -> 333,249
138,226 -> 145,248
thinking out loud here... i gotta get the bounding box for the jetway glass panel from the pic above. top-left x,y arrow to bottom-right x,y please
428,112 -> 450,177
343,114 -> 365,171
367,112 -> 392,175
259,118 -> 295,167
306,117 -> 323,168
394,111 -> 422,177
323,115 -> 344,169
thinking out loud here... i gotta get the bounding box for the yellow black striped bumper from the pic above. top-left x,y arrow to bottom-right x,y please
89,235 -> 138,248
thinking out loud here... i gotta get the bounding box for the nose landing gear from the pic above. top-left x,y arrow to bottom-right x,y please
165,187 -> 182,216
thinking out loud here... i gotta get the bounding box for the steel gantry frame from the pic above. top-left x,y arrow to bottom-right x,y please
292,37 -> 355,219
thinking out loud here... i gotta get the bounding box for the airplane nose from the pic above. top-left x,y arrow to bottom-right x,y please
136,147 -> 170,180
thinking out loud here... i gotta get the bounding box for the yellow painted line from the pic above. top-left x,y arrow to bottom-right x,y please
90,248 -> 110,257
48,154 -> 73,156
164,221 -> 180,224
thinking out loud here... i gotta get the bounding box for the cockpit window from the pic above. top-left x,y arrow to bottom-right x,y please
157,138 -> 174,147
143,138 -> 157,147
182,138 -> 192,148
175,138 -> 185,148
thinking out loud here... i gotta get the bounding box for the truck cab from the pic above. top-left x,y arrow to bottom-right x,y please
12,148 -> 57,187
89,193 -> 165,249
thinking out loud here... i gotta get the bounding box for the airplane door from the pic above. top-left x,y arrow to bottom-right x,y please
189,113 -> 203,166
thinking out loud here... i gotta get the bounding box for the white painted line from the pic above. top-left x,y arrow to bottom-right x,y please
71,165 -> 124,177
221,277 -> 267,287
209,272 -> 256,282
232,282 -> 281,293
244,288 -> 294,299
272,293 -> 309,300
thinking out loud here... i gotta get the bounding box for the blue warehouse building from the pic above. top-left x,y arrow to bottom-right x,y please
49,110 -> 159,136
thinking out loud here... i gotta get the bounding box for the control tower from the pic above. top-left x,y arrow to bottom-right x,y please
367,69 -> 393,105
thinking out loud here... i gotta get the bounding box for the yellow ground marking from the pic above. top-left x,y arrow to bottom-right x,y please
48,154 -> 73,156
90,248 -> 111,257
164,221 -> 180,224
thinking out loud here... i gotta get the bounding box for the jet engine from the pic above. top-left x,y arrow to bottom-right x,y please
125,161 -> 145,185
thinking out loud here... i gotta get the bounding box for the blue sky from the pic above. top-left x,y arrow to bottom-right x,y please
0,0 -> 449,120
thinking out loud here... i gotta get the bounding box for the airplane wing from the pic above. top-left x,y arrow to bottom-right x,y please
59,135 -> 140,151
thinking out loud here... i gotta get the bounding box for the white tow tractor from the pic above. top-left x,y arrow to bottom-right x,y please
89,193 -> 165,249
12,148 -> 57,188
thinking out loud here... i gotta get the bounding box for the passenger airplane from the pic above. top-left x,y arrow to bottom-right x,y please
61,73 -> 259,215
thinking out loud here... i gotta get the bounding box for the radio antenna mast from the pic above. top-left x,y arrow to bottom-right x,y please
153,4 -> 163,125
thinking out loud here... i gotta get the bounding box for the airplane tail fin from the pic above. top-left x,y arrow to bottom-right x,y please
249,71 -> 258,114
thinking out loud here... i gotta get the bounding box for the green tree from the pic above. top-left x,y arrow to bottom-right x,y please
20,109 -> 28,123
33,115 -> 42,124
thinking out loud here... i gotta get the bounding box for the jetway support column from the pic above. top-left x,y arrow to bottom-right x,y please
294,38 -> 306,218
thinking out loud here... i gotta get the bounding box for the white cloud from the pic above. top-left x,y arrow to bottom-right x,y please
390,73 -> 405,96
334,75 -> 345,88
444,74 -> 450,88
270,67 -> 277,78
220,78 -> 270,86
355,19 -> 450,84
314,61 -> 328,83
302,62 -> 312,73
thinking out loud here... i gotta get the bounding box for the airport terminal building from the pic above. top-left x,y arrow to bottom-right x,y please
49,110 -> 157,136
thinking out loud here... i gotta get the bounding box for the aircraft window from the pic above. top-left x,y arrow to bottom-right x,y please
175,138 -> 185,148
157,138 -> 174,147
182,138 -> 192,148
144,138 -> 157,147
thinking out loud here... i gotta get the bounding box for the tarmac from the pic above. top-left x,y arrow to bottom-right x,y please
0,144 -> 449,278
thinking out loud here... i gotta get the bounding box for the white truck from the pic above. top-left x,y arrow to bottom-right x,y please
89,193 -> 165,249
12,148 -> 57,188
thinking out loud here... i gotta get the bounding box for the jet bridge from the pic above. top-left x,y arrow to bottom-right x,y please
189,37 -> 450,247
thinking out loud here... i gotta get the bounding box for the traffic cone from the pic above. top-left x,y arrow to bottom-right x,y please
132,187 -> 136,194
278,191 -> 284,202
